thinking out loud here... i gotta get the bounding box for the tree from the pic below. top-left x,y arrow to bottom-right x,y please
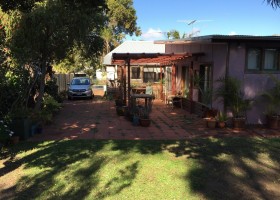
102,0 -> 141,55
4,0 -> 106,111
167,30 -> 181,39
54,0 -> 141,73
266,0 -> 280,8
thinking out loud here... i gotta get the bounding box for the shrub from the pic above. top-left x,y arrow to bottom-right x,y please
42,94 -> 61,115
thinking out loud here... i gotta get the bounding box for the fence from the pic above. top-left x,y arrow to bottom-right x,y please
54,73 -> 74,92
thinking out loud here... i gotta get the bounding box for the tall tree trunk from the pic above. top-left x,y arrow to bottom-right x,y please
35,62 -> 47,111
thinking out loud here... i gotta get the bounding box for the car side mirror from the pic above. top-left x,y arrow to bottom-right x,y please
67,83 -> 70,85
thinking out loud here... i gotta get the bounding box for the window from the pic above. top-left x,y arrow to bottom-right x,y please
247,48 -> 261,70
246,47 -> 280,72
143,72 -> 155,83
264,49 -> 277,70
143,67 -> 164,83
131,67 -> 140,79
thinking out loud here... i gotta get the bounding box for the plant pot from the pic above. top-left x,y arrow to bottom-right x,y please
116,106 -> 125,116
218,121 -> 226,128
133,115 -> 140,126
278,116 -> 280,130
139,118 -> 151,127
10,118 -> 31,140
267,115 -> 278,129
115,99 -> 124,107
206,118 -> 216,128
233,117 -> 246,130
10,136 -> 20,144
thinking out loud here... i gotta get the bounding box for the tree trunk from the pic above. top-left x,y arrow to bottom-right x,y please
35,62 -> 47,111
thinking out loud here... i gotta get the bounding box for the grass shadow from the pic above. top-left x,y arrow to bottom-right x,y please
167,137 -> 280,200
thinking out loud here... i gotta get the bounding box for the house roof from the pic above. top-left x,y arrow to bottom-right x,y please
111,52 -> 204,66
155,34 -> 280,44
103,41 -> 165,65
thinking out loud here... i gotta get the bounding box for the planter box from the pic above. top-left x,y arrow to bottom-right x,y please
267,115 -> 278,129
233,118 -> 246,130
206,119 -> 216,128
11,118 -> 31,140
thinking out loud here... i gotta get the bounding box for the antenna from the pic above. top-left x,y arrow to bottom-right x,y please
177,19 -> 213,38
188,19 -> 197,38
187,20 -> 197,25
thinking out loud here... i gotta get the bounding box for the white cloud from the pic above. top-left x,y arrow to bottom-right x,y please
141,28 -> 165,41
229,31 -> 237,35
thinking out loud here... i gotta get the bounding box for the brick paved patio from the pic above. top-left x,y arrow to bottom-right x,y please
28,94 -> 280,141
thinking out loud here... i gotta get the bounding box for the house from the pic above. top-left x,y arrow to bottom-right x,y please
104,35 -> 280,125
103,40 -> 165,83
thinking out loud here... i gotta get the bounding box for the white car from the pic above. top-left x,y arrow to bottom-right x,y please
67,77 -> 94,100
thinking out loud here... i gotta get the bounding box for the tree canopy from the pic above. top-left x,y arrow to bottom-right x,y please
0,0 -> 141,112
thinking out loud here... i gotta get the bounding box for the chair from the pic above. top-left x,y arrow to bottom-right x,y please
145,86 -> 154,111
166,92 -> 182,109
145,86 -> 153,95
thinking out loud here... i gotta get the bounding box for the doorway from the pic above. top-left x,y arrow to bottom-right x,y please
198,64 -> 212,104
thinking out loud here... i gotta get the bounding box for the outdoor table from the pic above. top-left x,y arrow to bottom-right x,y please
130,94 -> 153,113
131,87 -> 146,94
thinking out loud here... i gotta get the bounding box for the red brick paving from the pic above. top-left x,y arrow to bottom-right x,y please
28,95 -> 280,141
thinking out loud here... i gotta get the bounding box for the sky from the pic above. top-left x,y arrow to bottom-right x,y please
126,0 -> 280,41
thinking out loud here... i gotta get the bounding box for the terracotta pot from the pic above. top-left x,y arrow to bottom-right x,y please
139,118 -> 151,127
278,117 -> 280,130
218,121 -> 226,128
10,136 -> 20,144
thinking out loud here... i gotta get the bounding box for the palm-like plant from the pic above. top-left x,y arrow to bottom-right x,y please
267,0 -> 280,8
215,76 -> 252,118
261,75 -> 280,117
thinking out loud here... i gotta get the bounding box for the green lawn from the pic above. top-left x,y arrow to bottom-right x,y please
1,138 -> 280,200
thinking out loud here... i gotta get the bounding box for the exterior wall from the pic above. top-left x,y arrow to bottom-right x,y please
228,42 -> 280,124
166,43 -> 228,111
167,41 -> 280,124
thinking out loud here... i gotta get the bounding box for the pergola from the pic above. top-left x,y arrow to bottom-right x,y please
111,52 -> 204,107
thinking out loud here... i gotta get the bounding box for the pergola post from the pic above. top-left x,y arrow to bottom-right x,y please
160,66 -> 163,100
127,58 -> 131,107
189,61 -> 194,114
123,65 -> 126,105
171,64 -> 176,95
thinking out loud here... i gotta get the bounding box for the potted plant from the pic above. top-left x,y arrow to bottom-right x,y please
215,76 -> 252,129
216,111 -> 228,128
261,75 -> 280,129
139,108 -> 151,127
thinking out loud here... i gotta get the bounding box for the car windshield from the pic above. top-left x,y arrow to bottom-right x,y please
71,78 -> 90,85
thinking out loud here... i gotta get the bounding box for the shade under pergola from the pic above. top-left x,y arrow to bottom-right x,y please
111,52 -> 204,108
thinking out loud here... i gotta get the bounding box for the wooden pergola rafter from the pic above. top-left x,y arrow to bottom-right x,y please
112,52 -> 195,65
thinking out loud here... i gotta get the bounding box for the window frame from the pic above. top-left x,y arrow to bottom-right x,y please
131,66 -> 141,79
246,47 -> 280,73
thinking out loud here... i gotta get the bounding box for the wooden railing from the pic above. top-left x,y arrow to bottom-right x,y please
181,98 -> 210,118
